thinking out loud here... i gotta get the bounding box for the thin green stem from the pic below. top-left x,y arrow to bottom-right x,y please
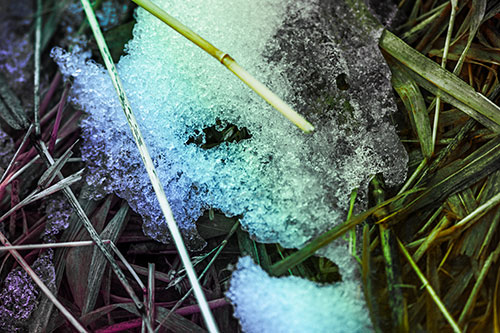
269,190 -> 419,276
398,159 -> 427,195
397,238 -> 461,333
431,0 -> 457,152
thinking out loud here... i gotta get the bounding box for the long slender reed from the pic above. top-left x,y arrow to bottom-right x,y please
79,1 -> 219,332
130,0 -> 314,133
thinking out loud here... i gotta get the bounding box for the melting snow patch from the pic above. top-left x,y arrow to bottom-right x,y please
227,257 -> 372,333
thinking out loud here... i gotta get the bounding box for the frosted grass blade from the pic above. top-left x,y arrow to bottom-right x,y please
79,1 -> 219,332
0,240 -> 112,251
130,0 -> 314,133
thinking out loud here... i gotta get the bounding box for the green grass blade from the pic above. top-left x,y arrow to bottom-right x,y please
393,56 -> 499,132
269,189 -> 422,276
389,59 -> 432,158
379,30 -> 500,131
397,238 -> 461,333
452,0 -> 487,74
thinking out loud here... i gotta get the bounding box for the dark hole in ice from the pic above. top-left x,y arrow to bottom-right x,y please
187,120 -> 252,149
335,73 -> 350,91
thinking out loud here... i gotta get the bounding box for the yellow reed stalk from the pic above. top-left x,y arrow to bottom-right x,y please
130,0 -> 314,133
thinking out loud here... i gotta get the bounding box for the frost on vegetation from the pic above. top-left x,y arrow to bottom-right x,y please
42,196 -> 72,243
53,0 -> 407,253
0,253 -> 56,332
227,257 -> 372,333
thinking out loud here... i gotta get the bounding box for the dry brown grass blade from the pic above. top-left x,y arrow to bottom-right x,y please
0,73 -> 29,130
413,215 -> 450,262
29,188 -> 100,331
30,139 -> 146,324
66,195 -> 113,310
380,135 -> 500,226
46,301 -> 206,332
435,191 -> 500,240
82,202 -> 130,315
0,125 -> 33,183
117,303 -> 207,333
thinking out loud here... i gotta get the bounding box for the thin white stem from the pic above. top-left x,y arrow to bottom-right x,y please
2,155 -> 40,187
34,0 -> 42,136
0,240 -> 111,251
79,1 -> 218,332
108,241 -> 146,290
